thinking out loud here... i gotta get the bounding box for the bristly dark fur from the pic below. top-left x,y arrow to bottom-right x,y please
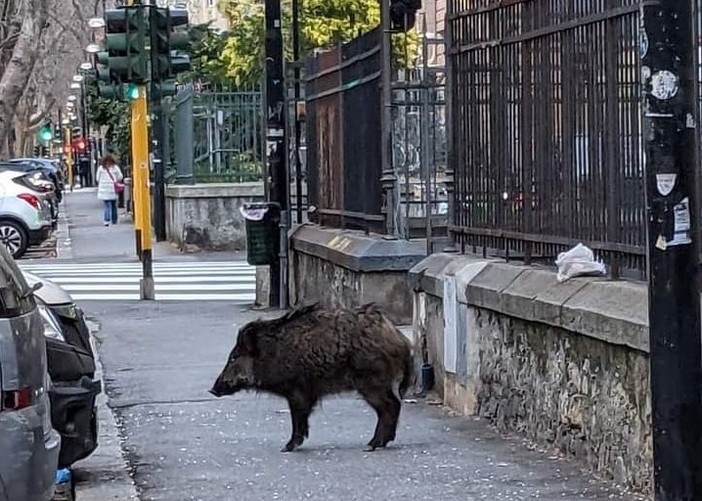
211,302 -> 413,452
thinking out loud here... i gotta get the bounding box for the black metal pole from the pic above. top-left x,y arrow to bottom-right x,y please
642,3 -> 702,499
151,83 -> 167,242
264,0 -> 288,309
292,0 -> 303,224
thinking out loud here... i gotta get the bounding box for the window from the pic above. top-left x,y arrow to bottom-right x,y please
0,245 -> 36,318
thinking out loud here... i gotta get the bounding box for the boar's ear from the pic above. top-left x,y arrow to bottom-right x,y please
236,323 -> 260,356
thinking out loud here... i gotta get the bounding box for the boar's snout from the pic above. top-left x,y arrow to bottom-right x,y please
209,375 -> 226,398
209,355 -> 257,397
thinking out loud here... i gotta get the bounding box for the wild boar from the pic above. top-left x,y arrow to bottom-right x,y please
209,302 -> 414,452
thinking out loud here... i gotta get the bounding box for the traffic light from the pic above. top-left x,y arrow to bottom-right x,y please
150,7 -> 191,97
390,0 -> 421,30
38,124 -> 53,143
105,6 -> 149,84
96,50 -> 120,98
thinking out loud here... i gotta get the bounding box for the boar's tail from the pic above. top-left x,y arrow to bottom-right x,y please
399,348 -> 414,400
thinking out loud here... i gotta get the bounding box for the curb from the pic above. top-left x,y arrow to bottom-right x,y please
56,209 -> 73,260
73,320 -> 139,500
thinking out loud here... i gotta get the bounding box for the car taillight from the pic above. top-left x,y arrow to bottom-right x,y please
0,388 -> 33,411
18,193 -> 41,210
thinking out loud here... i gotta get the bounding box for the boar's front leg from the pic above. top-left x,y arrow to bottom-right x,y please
281,392 -> 316,452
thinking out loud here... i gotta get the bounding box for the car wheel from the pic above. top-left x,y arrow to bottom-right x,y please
0,220 -> 28,259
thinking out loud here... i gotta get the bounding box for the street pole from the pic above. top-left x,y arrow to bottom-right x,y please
132,84 -> 155,300
292,0 -> 303,225
65,127 -> 74,192
150,76 -> 167,242
379,0 -> 396,237
641,2 -> 702,499
264,0 -> 288,309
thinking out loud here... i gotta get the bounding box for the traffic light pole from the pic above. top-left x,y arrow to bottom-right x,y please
132,85 -> 155,300
65,127 -> 74,192
264,0 -> 288,309
642,2 -> 702,499
150,83 -> 167,242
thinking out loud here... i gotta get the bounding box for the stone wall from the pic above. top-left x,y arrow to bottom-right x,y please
165,182 -> 264,252
289,224 -> 426,324
409,254 -> 651,493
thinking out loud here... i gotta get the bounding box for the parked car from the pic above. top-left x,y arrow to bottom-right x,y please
0,244 -> 61,501
0,170 -> 54,259
0,162 -> 61,219
7,157 -> 65,201
0,164 -> 59,226
24,271 -> 101,468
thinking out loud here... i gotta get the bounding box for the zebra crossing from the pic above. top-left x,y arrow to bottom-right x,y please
19,261 -> 257,302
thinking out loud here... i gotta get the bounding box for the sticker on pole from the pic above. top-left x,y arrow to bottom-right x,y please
668,197 -> 692,247
650,70 -> 679,101
240,204 -> 270,221
656,173 -> 676,196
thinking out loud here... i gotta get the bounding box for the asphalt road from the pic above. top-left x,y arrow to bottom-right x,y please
87,300 -> 643,501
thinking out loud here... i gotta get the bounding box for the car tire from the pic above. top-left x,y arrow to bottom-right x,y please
0,220 -> 28,259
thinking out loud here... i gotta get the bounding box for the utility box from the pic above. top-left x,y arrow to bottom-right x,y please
241,202 -> 280,266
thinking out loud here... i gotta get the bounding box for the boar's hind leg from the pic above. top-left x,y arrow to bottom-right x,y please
281,393 -> 317,452
360,388 -> 401,451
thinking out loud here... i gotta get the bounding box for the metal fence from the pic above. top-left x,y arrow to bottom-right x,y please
391,21 -> 448,251
171,84 -> 264,184
305,28 -> 385,233
447,0 -> 645,278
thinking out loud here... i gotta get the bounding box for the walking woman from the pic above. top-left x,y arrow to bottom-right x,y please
96,154 -> 124,226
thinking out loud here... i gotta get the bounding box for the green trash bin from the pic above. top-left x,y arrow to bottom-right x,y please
242,202 -> 280,266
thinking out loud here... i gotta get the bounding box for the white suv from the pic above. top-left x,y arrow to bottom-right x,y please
0,170 -> 53,259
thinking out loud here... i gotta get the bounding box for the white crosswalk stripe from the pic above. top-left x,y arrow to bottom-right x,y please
19,261 -> 257,302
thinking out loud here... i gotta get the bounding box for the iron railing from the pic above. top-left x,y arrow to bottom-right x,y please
170,83 -> 264,184
447,0 -> 645,278
305,28 -> 385,233
391,21 -> 448,251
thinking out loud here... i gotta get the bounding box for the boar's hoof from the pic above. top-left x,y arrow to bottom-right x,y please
281,436 -> 304,452
363,439 -> 387,452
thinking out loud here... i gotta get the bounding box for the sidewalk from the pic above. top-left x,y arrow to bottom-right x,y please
60,188 -> 247,262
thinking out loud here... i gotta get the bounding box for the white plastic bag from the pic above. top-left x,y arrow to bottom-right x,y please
555,243 -> 606,282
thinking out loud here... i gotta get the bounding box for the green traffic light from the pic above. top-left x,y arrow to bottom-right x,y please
126,83 -> 139,100
38,126 -> 53,142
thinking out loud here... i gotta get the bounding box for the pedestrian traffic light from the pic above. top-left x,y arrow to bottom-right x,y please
105,6 -> 149,84
150,7 -> 191,83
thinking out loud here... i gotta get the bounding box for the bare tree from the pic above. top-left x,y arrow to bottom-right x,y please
0,0 -> 100,156
0,0 -> 50,154
11,0 -> 96,155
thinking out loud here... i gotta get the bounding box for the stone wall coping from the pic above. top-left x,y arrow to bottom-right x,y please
166,182 -> 265,199
409,253 -> 649,353
290,224 -> 426,273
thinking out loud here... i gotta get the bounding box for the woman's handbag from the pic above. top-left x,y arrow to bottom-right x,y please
106,168 -> 124,194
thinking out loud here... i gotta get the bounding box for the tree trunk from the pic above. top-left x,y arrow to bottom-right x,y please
0,0 -> 49,151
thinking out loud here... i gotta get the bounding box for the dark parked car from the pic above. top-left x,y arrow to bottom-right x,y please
7,157 -> 65,202
24,271 -> 101,469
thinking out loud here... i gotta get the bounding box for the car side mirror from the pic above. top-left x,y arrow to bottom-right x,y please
22,282 -> 43,299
